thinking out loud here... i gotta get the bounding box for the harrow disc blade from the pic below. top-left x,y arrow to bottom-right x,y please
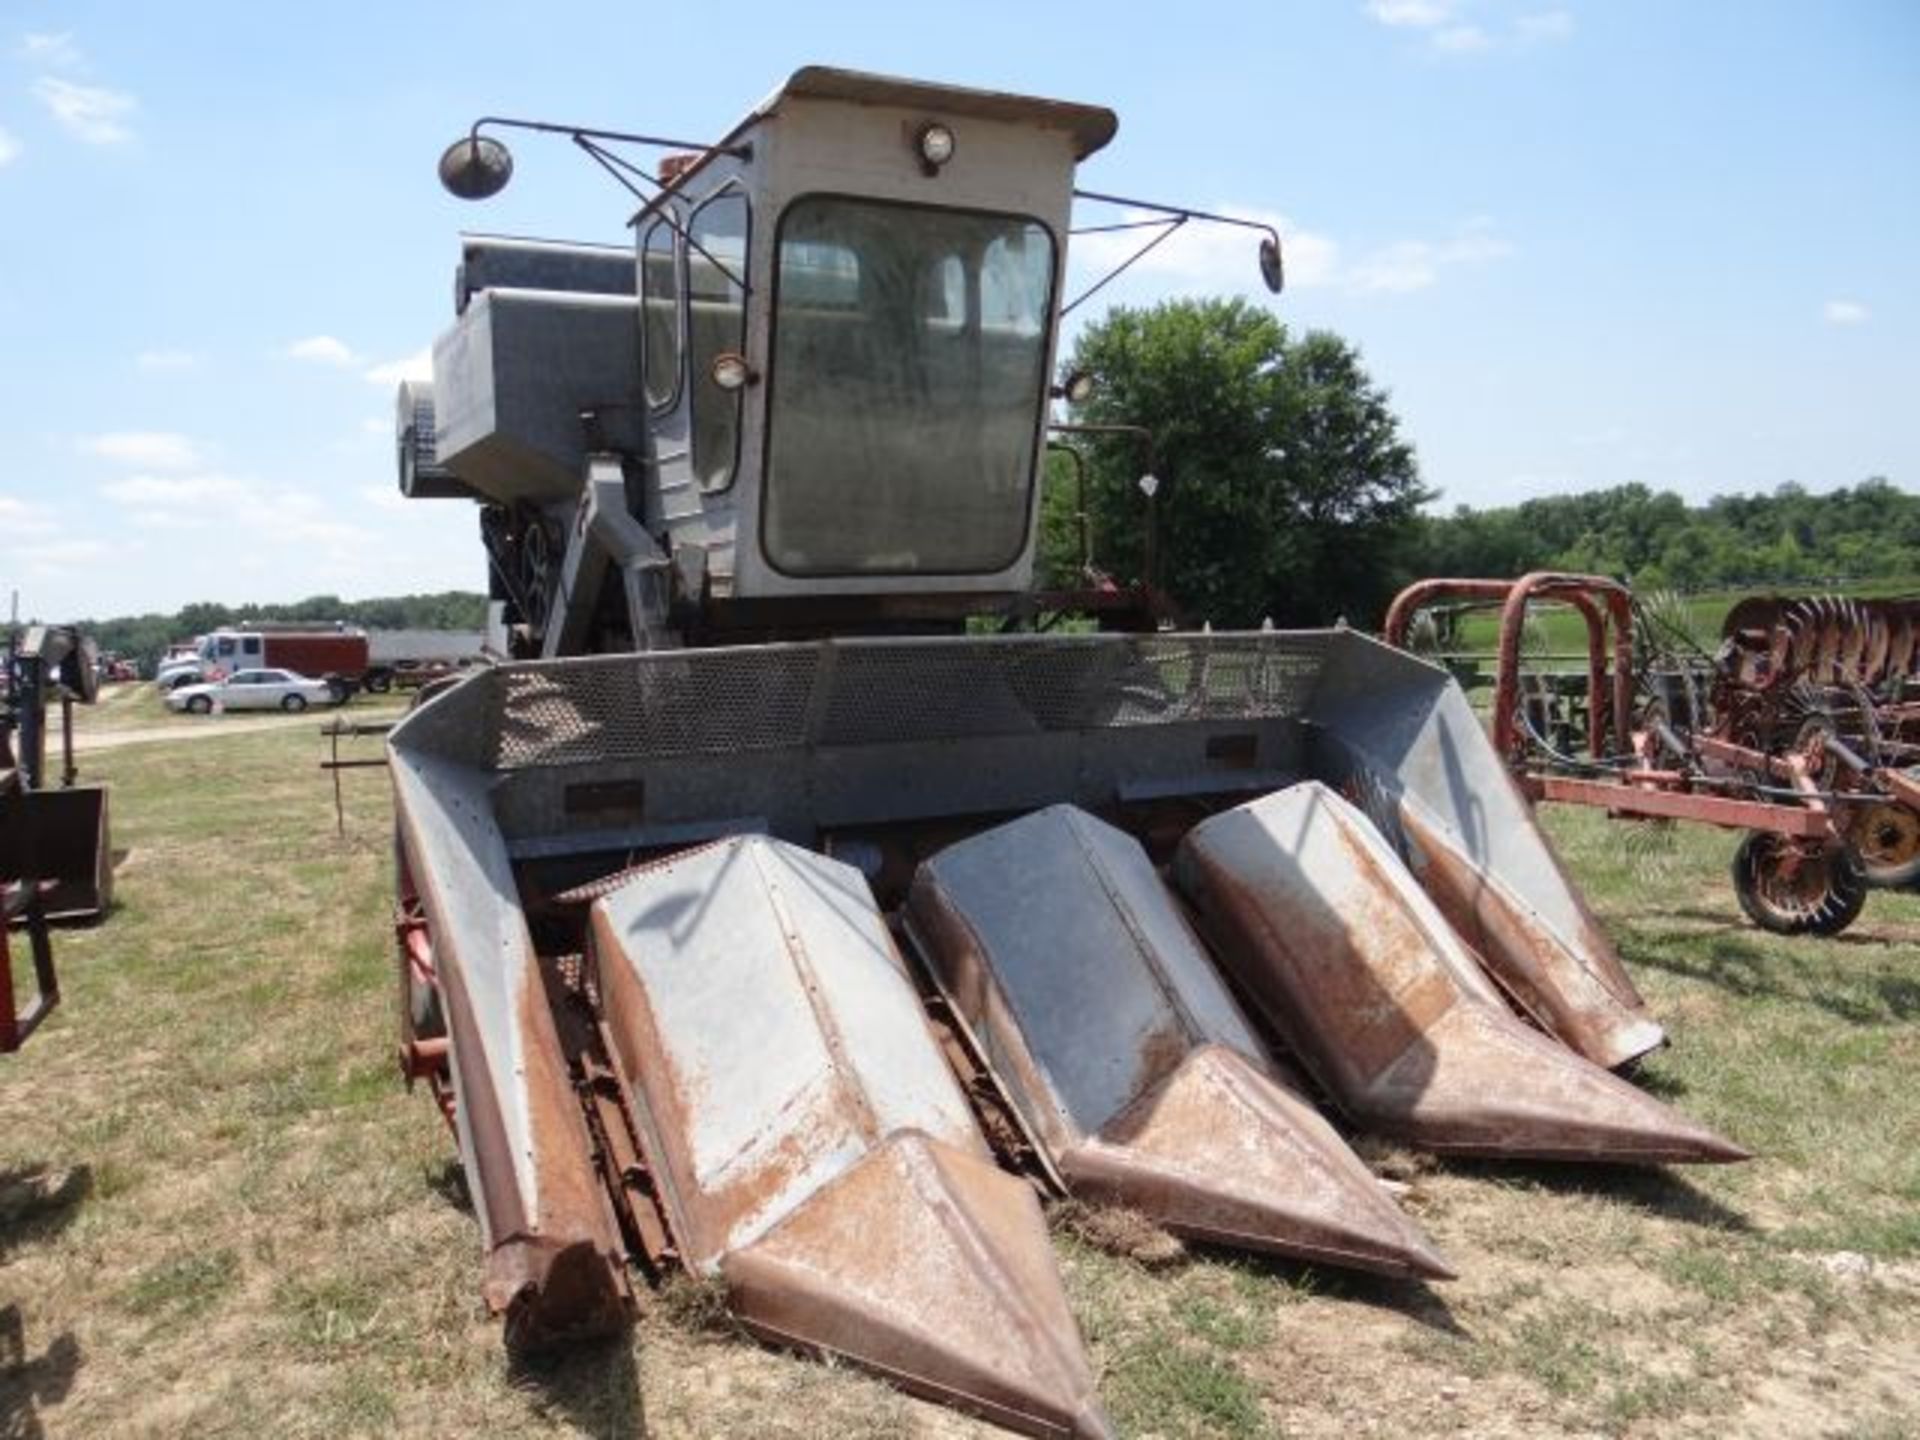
1176,784 -> 1750,1165
907,804 -> 1450,1280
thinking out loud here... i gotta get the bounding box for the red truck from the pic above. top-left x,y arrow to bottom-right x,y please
183,627 -> 373,698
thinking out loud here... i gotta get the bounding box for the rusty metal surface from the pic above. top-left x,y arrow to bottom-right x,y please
389,749 -> 631,1346
1397,798 -> 1664,1070
906,804 -> 1450,1279
1177,783 -> 1749,1164
589,835 -> 1108,1436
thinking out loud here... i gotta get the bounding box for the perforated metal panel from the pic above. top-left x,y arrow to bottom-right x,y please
480,633 -> 1331,770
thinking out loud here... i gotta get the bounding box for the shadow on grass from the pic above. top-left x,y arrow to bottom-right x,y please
426,1158 -> 473,1215
0,1166 -> 89,1439
1622,924 -> 1917,1025
1187,1241 -> 1470,1339
509,1332 -> 647,1437
1443,1158 -> 1753,1234
0,1165 -> 92,1262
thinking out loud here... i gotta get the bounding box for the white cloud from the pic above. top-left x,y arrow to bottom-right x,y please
0,495 -> 59,538
364,348 -> 432,386
1515,9 -> 1574,42
360,417 -> 389,436
102,470 -> 376,548
287,334 -> 358,367
136,348 -> 197,372
27,538 -> 114,566
359,485 -> 409,512
0,128 -> 20,168
1369,2 -> 1573,54
1367,0 -> 1455,26
33,77 -> 136,145
1069,207 -> 1511,303
1822,299 -> 1869,326
81,431 -> 203,470
1346,218 -> 1513,293
1433,25 -> 1492,52
19,32 -> 83,67
103,473 -> 251,507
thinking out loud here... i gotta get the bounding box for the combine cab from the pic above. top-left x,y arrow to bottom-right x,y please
389,69 -> 1743,1433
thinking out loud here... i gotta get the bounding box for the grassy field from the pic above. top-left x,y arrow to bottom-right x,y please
1443,581 -> 1920,660
2,704 -> 1916,1438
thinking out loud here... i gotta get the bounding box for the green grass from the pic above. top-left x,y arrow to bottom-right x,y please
1,719 -> 1916,1437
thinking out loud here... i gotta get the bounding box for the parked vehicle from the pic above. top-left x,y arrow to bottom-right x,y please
165,668 -> 338,714
158,625 -> 485,696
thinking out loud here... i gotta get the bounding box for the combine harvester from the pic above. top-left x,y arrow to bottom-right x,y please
387,68 -> 1746,1435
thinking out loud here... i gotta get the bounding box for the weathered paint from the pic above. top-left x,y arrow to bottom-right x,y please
907,804 -> 1452,1280
590,835 -> 1110,1438
1177,784 -> 1749,1164
390,751 -> 631,1346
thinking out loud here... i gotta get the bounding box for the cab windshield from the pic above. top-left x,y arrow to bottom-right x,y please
763,197 -> 1056,577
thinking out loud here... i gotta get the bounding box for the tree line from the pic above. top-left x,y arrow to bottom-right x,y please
1050,297 -> 1914,628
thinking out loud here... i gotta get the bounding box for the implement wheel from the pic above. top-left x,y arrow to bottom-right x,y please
1731,832 -> 1867,937
1848,800 -> 1920,889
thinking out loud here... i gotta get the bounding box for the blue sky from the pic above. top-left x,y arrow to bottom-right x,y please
1,0 -> 1913,618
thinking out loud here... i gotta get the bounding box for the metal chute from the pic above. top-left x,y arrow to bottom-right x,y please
1176,783 -> 1748,1164
906,803 -> 1451,1279
587,836 -> 1111,1438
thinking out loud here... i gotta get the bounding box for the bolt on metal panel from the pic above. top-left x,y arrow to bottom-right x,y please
908,804 -> 1452,1279
589,834 -> 1110,1438
1177,783 -> 1749,1165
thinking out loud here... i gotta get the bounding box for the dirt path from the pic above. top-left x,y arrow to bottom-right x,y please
73,710 -> 405,752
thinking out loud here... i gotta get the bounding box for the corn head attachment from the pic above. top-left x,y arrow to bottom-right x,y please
388,628 -> 1742,1424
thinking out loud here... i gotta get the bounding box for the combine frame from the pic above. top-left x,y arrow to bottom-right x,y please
384,69 -> 1749,1435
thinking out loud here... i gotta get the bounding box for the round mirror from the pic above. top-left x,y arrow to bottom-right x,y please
1258,235 -> 1284,294
438,135 -> 514,201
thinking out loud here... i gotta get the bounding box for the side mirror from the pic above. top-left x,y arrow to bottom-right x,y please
1258,235 -> 1284,294
438,135 -> 514,200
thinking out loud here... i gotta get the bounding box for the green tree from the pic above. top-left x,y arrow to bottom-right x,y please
1057,297 -> 1430,627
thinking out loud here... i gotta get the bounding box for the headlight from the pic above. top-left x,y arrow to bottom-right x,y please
915,122 -> 955,175
710,352 -> 756,391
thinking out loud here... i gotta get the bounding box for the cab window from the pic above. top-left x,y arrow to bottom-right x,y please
641,218 -> 681,410
687,188 -> 749,491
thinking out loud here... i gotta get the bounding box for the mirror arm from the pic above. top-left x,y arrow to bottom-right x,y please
1067,188 -> 1285,308
464,121 -> 752,296
468,116 -> 750,163
1061,216 -> 1186,317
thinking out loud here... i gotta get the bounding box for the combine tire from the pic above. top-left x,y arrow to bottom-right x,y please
1731,832 -> 1867,937
281,693 -> 308,713
364,670 -> 393,695
187,694 -> 212,715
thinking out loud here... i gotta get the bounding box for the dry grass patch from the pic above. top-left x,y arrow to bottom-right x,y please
1,730 -> 1915,1437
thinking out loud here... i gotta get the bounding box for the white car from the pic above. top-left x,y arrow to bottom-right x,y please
165,668 -> 338,714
